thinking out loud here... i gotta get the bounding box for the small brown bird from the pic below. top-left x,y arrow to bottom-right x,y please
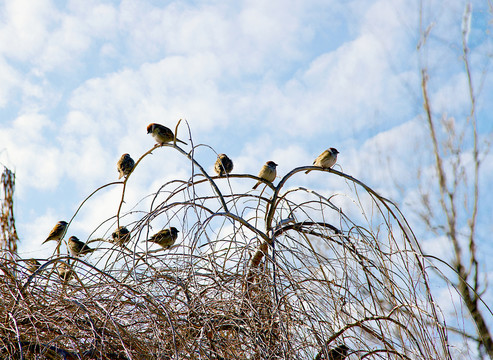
43,221 -> 68,244
57,262 -> 75,282
117,153 -> 135,179
315,344 -> 349,360
147,227 -> 179,249
214,153 -> 234,176
25,259 -> 41,274
147,123 -> 187,145
111,226 -> 131,245
306,148 -> 339,174
252,161 -> 278,189
68,236 -> 95,256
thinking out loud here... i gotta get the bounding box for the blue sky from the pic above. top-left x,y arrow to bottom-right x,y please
0,0 -> 492,354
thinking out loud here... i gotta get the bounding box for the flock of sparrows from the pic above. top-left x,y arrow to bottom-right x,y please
28,122 -> 347,356
32,122 -> 338,282
128,123 -> 338,189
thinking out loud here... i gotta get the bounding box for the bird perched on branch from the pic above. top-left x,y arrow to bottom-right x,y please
147,123 -> 187,145
25,259 -> 41,274
214,153 -> 234,176
57,262 -> 75,282
117,153 -> 135,179
315,344 -> 349,360
111,226 -> 131,245
147,227 -> 179,249
68,236 -> 95,257
305,148 -> 339,174
43,221 -> 68,244
252,161 -> 278,189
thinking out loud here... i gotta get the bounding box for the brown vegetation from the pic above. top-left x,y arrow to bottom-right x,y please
0,147 -> 453,359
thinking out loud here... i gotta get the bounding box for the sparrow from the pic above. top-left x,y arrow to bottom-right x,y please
252,161 -> 278,189
25,259 -> 41,274
315,344 -> 349,360
43,221 -> 68,244
57,262 -> 75,282
147,123 -> 187,145
214,153 -> 234,176
68,236 -> 95,257
117,153 -> 135,179
111,226 -> 131,245
305,148 -> 339,174
147,227 -> 179,249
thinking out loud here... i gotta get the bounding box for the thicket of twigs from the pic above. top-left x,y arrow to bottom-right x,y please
1,137 -> 453,359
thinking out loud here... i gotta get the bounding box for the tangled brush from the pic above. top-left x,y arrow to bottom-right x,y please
1,126 -> 452,359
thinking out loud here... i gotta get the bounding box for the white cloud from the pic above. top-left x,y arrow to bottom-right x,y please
431,72 -> 471,116
68,1 -> 118,38
0,56 -> 21,107
0,0 -> 120,75
360,0 -> 416,49
237,3 -> 418,140
66,54 -> 227,136
0,0 -> 56,61
0,113 -> 62,194
36,16 -> 92,72
36,3 -> 119,72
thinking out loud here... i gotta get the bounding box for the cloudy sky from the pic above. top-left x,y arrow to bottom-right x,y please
0,0 -> 492,352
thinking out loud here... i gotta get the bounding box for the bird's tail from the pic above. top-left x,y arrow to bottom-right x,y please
252,181 -> 260,190
81,246 -> 95,254
305,170 -> 312,174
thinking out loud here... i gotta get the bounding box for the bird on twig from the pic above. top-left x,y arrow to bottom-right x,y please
68,236 -> 95,257
25,259 -> 41,274
252,161 -> 278,189
305,148 -> 339,174
147,123 -> 187,145
111,226 -> 131,245
147,227 -> 179,249
214,153 -> 234,177
43,221 -> 68,244
57,262 -> 75,282
117,153 -> 135,179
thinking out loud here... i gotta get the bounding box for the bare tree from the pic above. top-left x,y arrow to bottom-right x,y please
0,132 -> 457,359
417,3 -> 493,358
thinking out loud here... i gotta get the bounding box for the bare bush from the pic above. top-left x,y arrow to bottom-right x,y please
1,139 -> 454,359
